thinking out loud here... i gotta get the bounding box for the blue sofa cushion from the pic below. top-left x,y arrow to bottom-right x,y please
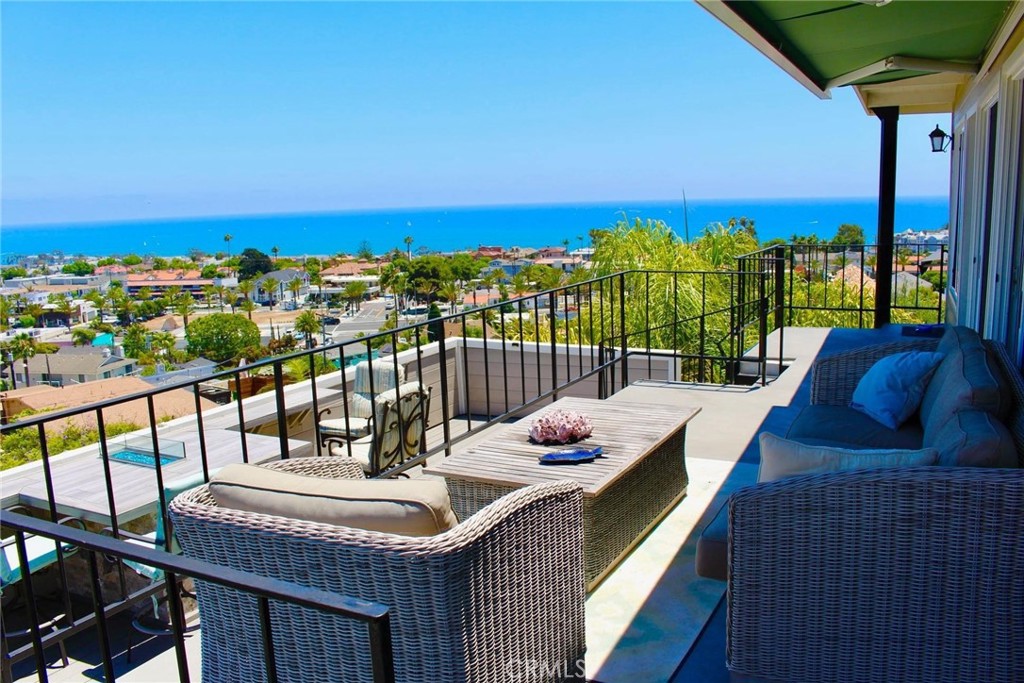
695,504 -> 729,581
923,409 -> 1018,467
787,404 -> 924,450
850,351 -> 945,429
919,326 -> 1012,438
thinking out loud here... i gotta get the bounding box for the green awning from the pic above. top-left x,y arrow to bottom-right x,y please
698,1 -> 1013,98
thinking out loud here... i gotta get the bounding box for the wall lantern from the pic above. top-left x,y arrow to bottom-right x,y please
930,125 -> 952,153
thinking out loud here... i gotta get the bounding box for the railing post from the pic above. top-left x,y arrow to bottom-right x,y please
273,360 -> 290,459
14,532 -> 49,683
437,336 -> 452,456
618,273 -> 628,390
759,271 -> 769,386
548,292 -> 559,400
774,245 -> 786,377
939,244 -> 947,323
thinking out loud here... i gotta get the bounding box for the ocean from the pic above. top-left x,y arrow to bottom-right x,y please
0,197 -> 949,258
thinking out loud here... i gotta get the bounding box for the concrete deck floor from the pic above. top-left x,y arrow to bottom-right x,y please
10,325 -> 909,683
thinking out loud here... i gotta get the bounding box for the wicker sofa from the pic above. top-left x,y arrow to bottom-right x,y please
169,458 -> 586,683
695,327 -> 1024,681
697,326 -> 1024,580
784,325 -> 1021,466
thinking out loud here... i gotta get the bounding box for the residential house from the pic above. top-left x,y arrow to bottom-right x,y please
319,262 -> 380,301
255,268 -> 310,306
13,346 -> 136,387
483,258 -> 532,280
126,270 -> 214,298
532,255 -> 584,273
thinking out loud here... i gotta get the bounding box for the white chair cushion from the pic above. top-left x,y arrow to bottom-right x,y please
758,432 -> 939,483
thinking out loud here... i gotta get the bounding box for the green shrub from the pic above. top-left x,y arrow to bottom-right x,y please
0,417 -> 141,470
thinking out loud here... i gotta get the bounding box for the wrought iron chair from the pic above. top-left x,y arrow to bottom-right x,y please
327,383 -> 431,476
317,359 -> 405,447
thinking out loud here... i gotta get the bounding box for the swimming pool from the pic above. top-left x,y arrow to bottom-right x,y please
108,449 -> 180,468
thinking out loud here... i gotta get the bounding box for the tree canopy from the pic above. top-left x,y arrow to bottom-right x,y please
185,313 -> 260,362
833,223 -> 866,246
61,260 -> 94,276
237,248 -> 274,280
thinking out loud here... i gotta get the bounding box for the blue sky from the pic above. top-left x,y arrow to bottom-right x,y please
2,2 -> 950,226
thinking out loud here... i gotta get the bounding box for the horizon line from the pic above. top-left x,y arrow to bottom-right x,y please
2,194 -> 949,230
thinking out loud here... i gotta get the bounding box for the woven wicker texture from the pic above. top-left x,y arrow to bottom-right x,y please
809,339 -> 939,406
727,467 -> 1024,683
169,458 -> 586,683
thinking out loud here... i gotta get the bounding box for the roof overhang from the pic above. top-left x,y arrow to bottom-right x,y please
854,71 -> 972,115
697,1 -> 1015,113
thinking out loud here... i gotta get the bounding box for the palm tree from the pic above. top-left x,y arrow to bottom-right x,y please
271,246 -> 280,262
481,269 -> 502,292
309,272 -> 325,310
343,281 -> 368,313
8,333 -> 39,387
202,284 -> 217,309
260,277 -> 277,309
404,235 -> 414,261
173,291 -> 196,327
510,272 -> 531,298
438,280 -> 461,313
237,278 -> 255,305
215,284 -> 230,312
240,298 -> 257,321
149,331 -> 177,357
294,310 -> 320,349
224,233 -> 233,256
49,293 -> 75,330
286,277 -> 304,307
84,290 -> 107,320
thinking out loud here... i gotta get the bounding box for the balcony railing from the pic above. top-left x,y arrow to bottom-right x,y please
0,242 -> 943,681
0,508 -> 395,683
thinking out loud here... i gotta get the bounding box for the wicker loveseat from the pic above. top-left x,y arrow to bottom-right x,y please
785,325 -> 1021,466
169,458 -> 586,683
697,327 -> 1024,580
695,326 -> 1024,681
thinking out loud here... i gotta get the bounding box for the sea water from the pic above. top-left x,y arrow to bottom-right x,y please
1,196 -> 948,258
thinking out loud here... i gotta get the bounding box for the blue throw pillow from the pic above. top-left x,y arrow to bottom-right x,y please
850,351 -> 945,430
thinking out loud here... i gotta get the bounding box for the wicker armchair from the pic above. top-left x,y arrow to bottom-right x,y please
726,466 -> 1024,683
169,458 -> 586,683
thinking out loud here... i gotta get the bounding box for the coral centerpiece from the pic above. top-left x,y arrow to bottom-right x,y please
528,409 -> 593,445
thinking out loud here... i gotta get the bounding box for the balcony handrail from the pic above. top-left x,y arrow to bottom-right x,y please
0,267 -> 771,433
0,508 -> 396,683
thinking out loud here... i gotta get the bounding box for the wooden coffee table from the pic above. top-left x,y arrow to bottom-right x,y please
424,396 -> 699,588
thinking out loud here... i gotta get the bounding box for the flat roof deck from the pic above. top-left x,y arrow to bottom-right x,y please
10,325 -> 909,683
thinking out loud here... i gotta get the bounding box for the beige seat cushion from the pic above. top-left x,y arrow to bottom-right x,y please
209,463 -> 458,536
758,432 -> 939,482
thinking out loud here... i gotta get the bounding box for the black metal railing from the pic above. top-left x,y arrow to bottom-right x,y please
0,508 -> 395,683
764,242 -> 946,328
1,242 -> 944,679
